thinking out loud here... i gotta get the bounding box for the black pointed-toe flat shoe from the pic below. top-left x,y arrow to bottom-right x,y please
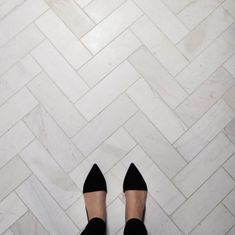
123,163 -> 147,192
83,164 -> 107,193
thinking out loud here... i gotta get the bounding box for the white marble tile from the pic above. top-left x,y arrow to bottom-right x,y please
3,230 -> 14,235
172,169 -> 235,234
0,55 -> 41,106
223,85 -> 235,111
0,88 -> 38,137
31,40 -> 89,102
11,211 -> 49,235
0,0 -> 48,47
74,0 -> 93,8
227,226 -> 235,235
105,163 -> 126,205
176,68 -> 235,127
20,140 -> 81,210
224,153 -> 235,180
84,0 -> 126,23
128,47 -> 188,109
28,72 -> 86,137
76,61 -> 140,120
121,146 -> 185,215
124,112 -> 186,179
223,189 -> 235,216
223,0 -> 235,17
36,10 -> 91,69
44,0 -> 94,38
177,7 -> 234,60
78,30 -> 141,87
0,0 -> 24,19
66,196 -> 86,231
70,128 -> 135,191
160,0 -> 193,14
16,176 -> 78,235
0,156 -> 31,201
0,192 -> 27,234
72,94 -> 137,156
176,35 -> 235,94
24,106 -> 84,173
224,118 -> 235,145
131,16 -> 188,76
0,121 -> 34,168
145,195 -> 183,235
81,0 -> 142,54
0,24 -> 44,76
178,0 -> 224,30
134,0 -> 188,43
173,133 -> 235,197
127,79 -> 187,143
174,100 -> 235,161
190,204 -> 235,235
106,198 -> 125,235
224,54 -> 235,78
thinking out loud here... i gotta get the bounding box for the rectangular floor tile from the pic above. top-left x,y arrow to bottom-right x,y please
177,7 -> 234,60
28,72 -> 86,137
174,100 -> 235,161
223,85 -> 235,111
223,0 -> 235,17
190,204 -> 235,235
124,112 -> 186,178
74,0 -> 93,8
173,133 -> 235,197
84,0 -> 126,23
224,153 -> 235,180
20,140 -> 81,209
134,0 -> 188,43
78,30 -> 141,87
172,169 -> 235,234
127,79 -> 187,143
121,146 -> 185,215
0,55 -> 41,106
128,47 -> 188,109
81,0 -> 142,54
226,225 -> 235,235
0,193 -> 27,234
16,176 -> 79,235
44,0 -> 94,38
11,211 -> 49,235
0,88 -> 38,137
72,94 -> 137,156
0,157 -> 31,201
70,128 -> 136,190
0,0 -> 24,19
0,0 -> 48,47
0,24 -> 44,76
223,189 -> 235,216
175,68 -> 235,127
36,10 -> 91,69
0,121 -> 34,168
24,106 -> 84,173
161,0 -> 192,14
224,54 -> 235,78
31,40 -> 89,102
175,34 -> 235,94
131,16 -> 188,76
76,61 -> 140,120
178,0 -> 224,30
224,118 -> 235,145
145,195 -> 183,235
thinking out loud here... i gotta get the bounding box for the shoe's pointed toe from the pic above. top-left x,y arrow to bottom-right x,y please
123,163 -> 147,192
83,164 -> 107,193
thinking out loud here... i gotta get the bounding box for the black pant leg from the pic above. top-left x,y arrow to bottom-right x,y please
81,218 -> 106,235
124,218 -> 148,235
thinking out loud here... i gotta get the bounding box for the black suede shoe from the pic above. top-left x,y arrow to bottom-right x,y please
83,164 -> 107,193
123,163 -> 147,192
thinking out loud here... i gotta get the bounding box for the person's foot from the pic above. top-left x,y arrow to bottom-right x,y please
125,190 -> 147,221
84,191 -> 106,221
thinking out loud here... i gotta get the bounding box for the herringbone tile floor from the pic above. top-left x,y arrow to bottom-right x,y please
0,0 -> 235,234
